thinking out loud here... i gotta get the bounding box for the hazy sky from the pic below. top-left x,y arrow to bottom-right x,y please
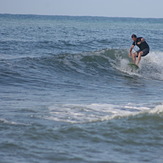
0,0 -> 163,18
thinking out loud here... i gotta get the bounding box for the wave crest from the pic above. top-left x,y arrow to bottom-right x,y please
1,49 -> 163,84
45,103 -> 163,124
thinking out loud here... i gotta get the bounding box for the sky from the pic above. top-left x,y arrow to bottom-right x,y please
0,0 -> 163,18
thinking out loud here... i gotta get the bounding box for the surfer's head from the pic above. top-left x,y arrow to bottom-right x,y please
131,34 -> 137,41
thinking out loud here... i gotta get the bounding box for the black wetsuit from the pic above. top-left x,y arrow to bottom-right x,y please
132,37 -> 150,57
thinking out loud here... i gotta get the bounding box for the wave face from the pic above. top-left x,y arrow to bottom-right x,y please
1,14 -> 163,163
1,49 -> 163,87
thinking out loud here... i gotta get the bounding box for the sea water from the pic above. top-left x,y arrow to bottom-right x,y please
0,14 -> 163,163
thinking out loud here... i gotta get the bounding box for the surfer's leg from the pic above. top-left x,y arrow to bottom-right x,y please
132,52 -> 137,64
136,51 -> 143,65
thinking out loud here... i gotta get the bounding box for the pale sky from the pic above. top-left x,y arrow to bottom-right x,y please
0,0 -> 163,18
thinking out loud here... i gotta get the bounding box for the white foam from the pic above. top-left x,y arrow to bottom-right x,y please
0,118 -> 27,125
45,103 -> 153,124
140,51 -> 163,80
113,58 -> 141,77
112,51 -> 163,80
149,105 -> 163,115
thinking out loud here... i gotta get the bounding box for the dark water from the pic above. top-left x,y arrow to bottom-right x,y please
0,14 -> 163,163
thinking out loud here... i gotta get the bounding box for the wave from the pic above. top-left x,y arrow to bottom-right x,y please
1,49 -> 163,86
0,118 -> 27,126
45,103 -> 163,124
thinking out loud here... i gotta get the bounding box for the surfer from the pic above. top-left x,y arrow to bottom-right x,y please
129,34 -> 150,65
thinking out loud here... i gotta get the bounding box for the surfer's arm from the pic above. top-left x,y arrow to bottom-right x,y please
141,38 -> 145,42
137,38 -> 145,44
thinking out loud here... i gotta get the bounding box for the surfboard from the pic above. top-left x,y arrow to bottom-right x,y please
128,63 -> 139,70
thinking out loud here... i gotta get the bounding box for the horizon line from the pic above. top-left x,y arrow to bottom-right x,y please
0,13 -> 163,19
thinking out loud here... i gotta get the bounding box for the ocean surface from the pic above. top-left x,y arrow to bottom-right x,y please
0,14 -> 163,163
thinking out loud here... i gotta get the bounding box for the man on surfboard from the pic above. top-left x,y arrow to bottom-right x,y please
129,34 -> 150,65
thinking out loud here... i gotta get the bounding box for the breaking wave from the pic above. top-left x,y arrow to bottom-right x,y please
1,49 -> 163,86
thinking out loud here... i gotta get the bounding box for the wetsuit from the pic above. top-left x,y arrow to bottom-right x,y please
132,37 -> 150,56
